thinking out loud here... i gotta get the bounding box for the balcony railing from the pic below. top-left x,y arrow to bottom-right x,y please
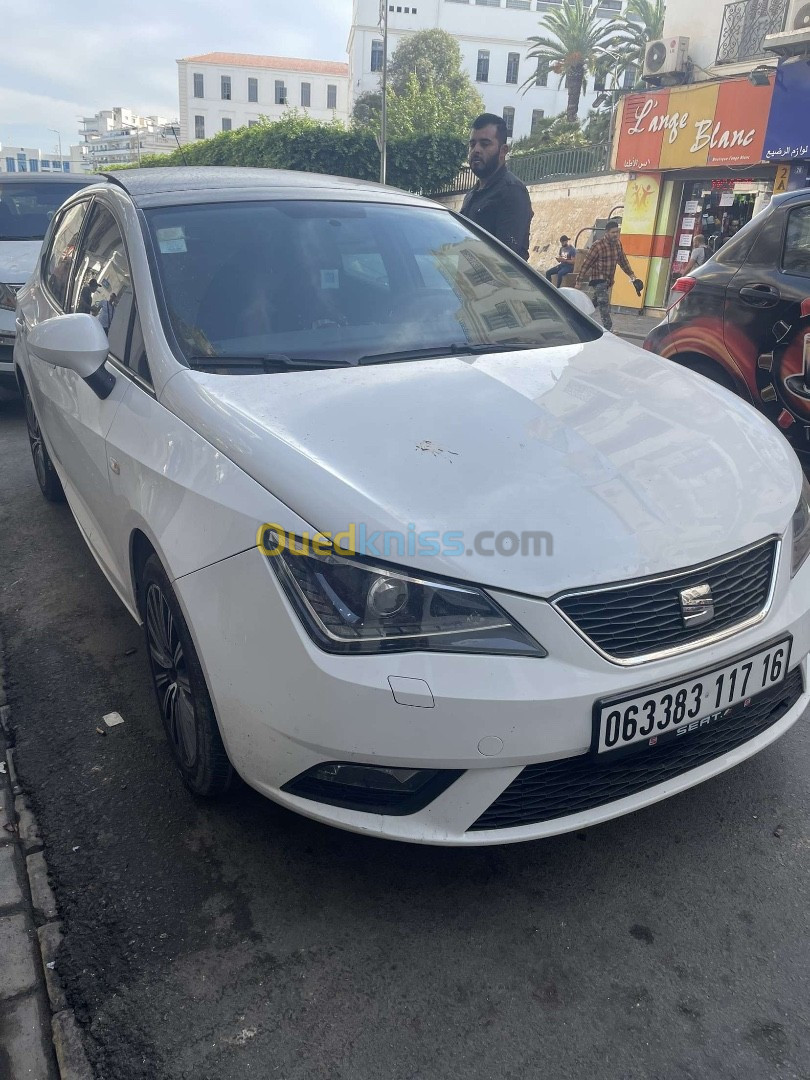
716,0 -> 789,64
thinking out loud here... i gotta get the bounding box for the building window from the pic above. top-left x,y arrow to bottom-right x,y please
535,58 -> 549,86
248,120 -> 259,128
221,75 -> 231,100
327,84 -> 337,109
505,0 -> 531,8
371,38 -> 384,72
275,80 -> 287,105
502,107 -> 515,138
248,77 -> 258,102
62,163 -> 70,172
301,82 -> 311,107
193,73 -> 204,98
222,117 -> 232,131
596,0 -> 621,14
16,154 -> 27,172
194,115 -> 205,139
622,64 -> 637,90
475,0 -> 501,5
5,158 -> 15,172
41,160 -> 51,170
531,108 -> 545,134
52,161 -> 62,170
29,158 -> 39,172
476,50 -> 490,82
506,52 -> 520,84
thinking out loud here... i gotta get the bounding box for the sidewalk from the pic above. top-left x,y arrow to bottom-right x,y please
0,642 -> 91,1080
609,310 -> 662,345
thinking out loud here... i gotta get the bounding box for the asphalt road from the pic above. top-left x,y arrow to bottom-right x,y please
1,395 -> 809,1080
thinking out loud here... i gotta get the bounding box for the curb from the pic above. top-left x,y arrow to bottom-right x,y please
0,632 -> 95,1080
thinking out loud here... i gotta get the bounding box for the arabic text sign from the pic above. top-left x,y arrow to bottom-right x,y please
764,59 -> 810,162
617,77 -> 774,171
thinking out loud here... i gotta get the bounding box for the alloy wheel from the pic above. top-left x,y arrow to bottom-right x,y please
145,582 -> 198,770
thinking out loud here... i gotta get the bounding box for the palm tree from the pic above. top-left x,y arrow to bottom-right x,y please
612,0 -> 667,82
523,0 -> 620,122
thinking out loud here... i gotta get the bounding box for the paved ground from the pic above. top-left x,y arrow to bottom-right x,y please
1,395 -> 810,1080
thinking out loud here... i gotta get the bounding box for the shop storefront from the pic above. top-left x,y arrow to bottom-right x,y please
610,59 -> 810,313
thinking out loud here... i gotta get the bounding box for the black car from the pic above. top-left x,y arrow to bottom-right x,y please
644,189 -> 810,458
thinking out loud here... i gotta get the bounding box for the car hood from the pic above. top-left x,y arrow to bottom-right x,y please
0,240 -> 41,285
161,335 -> 800,595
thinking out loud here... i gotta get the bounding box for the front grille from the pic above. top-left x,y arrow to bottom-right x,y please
469,666 -> 803,831
555,539 -> 777,661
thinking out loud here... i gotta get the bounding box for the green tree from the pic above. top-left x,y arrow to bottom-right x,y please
353,28 -> 483,134
523,0 -> 618,122
612,0 -> 666,77
386,72 -> 481,139
509,115 -> 586,155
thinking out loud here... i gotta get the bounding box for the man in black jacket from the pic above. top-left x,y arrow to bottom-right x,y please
460,114 -> 533,261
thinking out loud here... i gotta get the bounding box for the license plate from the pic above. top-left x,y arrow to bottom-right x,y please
593,637 -> 792,755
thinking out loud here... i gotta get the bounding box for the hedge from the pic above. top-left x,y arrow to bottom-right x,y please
112,114 -> 467,195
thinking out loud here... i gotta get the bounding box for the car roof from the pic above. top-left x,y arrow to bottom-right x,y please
96,166 -> 432,209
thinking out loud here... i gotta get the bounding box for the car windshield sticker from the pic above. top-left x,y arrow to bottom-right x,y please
157,226 -> 187,254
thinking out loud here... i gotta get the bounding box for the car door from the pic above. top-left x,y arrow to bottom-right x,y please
722,199 -> 810,448
25,197 -> 135,583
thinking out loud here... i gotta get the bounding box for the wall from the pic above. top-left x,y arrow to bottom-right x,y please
348,0 -> 618,140
439,171 -> 631,271
662,0 -> 790,78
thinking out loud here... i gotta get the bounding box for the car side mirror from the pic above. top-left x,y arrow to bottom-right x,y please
26,313 -> 116,399
558,287 -> 597,318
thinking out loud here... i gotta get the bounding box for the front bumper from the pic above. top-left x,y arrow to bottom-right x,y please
173,540 -> 810,845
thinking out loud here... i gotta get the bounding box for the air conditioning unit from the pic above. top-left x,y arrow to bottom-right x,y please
642,36 -> 690,80
763,2 -> 810,55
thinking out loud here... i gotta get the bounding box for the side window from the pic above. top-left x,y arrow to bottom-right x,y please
44,202 -> 88,309
70,203 -> 132,361
126,309 -> 152,385
744,210 -> 784,268
782,205 -> 810,277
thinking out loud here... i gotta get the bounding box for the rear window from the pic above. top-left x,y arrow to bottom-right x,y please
144,199 -> 597,370
0,181 -> 88,241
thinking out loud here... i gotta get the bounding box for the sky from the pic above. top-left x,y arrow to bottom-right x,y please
0,0 -> 354,153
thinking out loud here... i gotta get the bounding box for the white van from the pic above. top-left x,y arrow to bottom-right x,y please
1,174 -> 92,398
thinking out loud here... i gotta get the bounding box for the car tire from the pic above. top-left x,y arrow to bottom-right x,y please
141,554 -> 233,797
22,382 -> 65,503
676,356 -> 738,396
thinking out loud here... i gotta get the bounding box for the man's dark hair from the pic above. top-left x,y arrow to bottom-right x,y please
606,218 -> 622,230
471,113 -> 508,145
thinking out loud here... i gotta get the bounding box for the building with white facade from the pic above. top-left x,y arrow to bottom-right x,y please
80,108 -> 180,170
177,53 -> 351,143
0,144 -> 87,174
348,0 -> 633,141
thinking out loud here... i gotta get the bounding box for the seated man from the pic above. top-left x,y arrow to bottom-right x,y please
546,236 -> 576,287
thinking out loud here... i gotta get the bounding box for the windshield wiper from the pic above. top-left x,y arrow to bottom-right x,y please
187,353 -> 353,372
357,341 -> 540,366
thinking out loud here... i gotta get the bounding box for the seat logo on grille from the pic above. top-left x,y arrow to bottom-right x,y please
679,583 -> 714,628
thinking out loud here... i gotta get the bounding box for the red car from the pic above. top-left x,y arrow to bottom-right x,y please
644,189 -> 810,461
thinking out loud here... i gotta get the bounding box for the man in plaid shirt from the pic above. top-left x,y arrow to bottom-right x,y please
577,219 -> 643,330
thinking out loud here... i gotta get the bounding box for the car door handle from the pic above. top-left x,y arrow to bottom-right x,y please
739,283 -> 781,307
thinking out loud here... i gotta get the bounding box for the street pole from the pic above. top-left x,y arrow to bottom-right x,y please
49,129 -> 63,170
379,0 -> 388,185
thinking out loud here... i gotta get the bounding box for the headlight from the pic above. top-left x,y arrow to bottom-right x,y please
263,530 -> 546,657
791,474 -> 810,577
0,283 -> 18,312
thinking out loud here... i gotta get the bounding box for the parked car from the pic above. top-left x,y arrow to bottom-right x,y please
13,167 -> 810,845
0,173 -> 93,399
644,189 -> 810,462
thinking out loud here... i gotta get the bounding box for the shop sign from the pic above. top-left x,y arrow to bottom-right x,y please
763,59 -> 810,161
616,76 -> 775,171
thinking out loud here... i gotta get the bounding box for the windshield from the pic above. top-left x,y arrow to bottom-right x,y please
0,181 -> 88,241
144,199 -> 597,369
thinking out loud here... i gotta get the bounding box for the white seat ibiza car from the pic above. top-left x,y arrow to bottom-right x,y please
12,167 -> 810,844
